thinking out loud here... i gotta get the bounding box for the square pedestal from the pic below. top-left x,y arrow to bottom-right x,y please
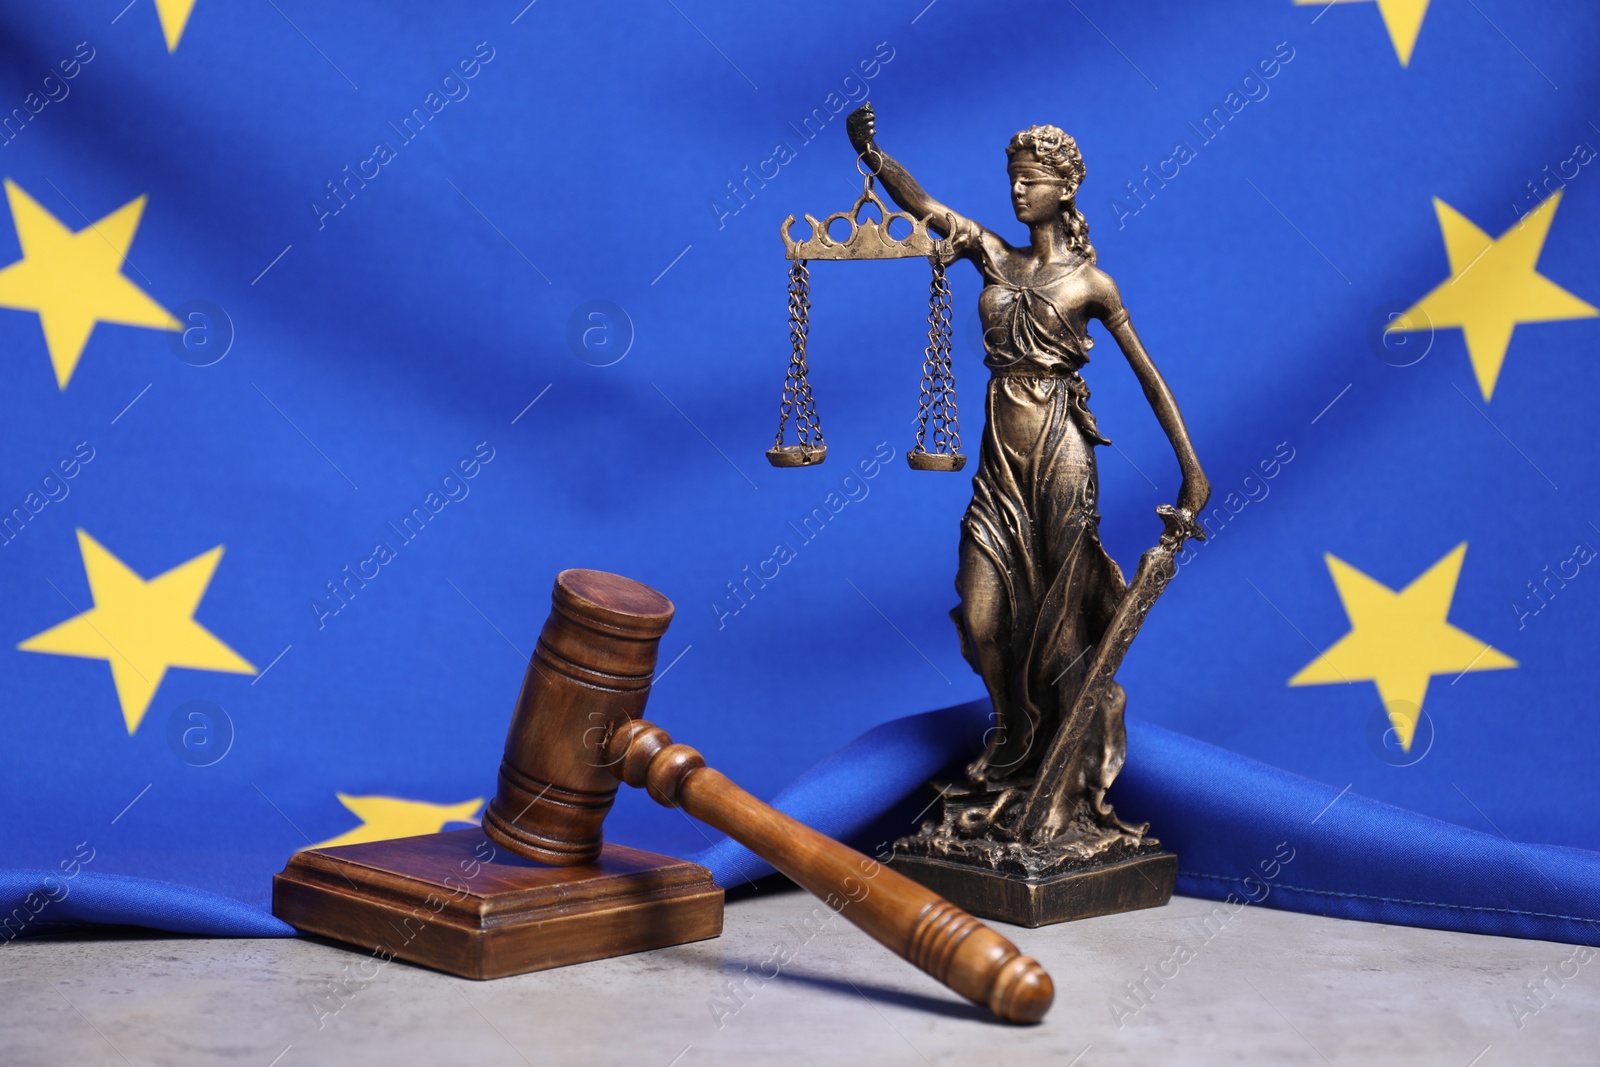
888,851 -> 1177,928
273,827 -> 723,979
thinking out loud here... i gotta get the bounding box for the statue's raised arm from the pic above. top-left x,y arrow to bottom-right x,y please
847,103 -> 984,252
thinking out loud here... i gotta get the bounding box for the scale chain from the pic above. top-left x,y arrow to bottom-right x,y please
916,256 -> 961,457
773,260 -> 824,452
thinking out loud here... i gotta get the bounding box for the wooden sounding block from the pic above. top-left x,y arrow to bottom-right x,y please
273,828 -> 722,979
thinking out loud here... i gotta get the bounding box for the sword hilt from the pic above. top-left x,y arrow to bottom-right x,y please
1157,503 -> 1205,549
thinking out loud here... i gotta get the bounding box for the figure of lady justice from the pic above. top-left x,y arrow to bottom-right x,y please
848,104 -> 1210,863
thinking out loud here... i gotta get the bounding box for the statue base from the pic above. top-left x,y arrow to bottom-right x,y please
885,780 -> 1176,926
887,850 -> 1176,928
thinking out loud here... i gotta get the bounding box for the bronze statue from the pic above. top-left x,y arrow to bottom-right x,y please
845,103 -> 1210,923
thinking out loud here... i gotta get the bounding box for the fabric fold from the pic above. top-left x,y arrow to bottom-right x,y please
6,700 -> 1595,948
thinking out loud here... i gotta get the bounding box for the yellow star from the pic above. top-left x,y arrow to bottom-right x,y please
0,180 -> 179,390
310,794 -> 485,850
1388,193 -> 1596,401
1296,0 -> 1431,66
1290,543 -> 1515,750
155,0 -> 199,52
19,529 -> 255,734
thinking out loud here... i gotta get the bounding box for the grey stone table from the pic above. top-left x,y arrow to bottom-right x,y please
2,885 -> 1594,1066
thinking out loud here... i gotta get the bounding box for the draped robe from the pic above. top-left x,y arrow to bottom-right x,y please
952,241 -> 1131,828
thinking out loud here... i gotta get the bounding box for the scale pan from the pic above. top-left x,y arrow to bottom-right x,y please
906,450 -> 966,472
766,444 -> 827,468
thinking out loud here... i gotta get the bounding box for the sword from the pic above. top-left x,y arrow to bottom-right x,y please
1013,503 -> 1203,843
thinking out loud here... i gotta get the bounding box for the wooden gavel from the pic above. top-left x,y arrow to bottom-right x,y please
482,569 -> 1053,1024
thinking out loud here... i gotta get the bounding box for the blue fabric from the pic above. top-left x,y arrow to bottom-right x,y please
1118,718 -> 1600,947
690,703 -> 985,890
693,702 -> 1600,947
8,701 -> 1597,945
0,869 -> 293,938
2,2 -> 1598,947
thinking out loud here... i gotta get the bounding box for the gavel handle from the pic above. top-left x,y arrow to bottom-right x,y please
605,720 -> 1053,1024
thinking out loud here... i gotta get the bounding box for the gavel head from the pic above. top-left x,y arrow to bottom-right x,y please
483,569 -> 674,866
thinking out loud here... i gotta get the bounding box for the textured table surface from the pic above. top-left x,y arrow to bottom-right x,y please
2,886 -> 1595,1066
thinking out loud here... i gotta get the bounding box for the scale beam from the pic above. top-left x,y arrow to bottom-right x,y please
780,178 -> 945,261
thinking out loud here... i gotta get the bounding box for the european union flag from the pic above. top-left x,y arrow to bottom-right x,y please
2,0 -> 1598,959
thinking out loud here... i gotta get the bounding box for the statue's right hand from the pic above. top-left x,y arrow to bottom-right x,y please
847,102 -> 876,152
